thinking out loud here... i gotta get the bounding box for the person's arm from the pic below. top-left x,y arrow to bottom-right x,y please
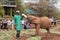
14,16 -> 16,27
20,15 -> 23,20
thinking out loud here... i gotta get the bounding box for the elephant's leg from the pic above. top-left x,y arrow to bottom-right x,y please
35,24 -> 40,36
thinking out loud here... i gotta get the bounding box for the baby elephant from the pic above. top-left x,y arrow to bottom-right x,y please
27,14 -> 52,36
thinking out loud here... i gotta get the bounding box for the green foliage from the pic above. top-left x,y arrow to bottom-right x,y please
12,10 -> 16,17
16,0 -> 26,14
55,11 -> 60,20
29,0 -> 58,18
0,2 -> 5,17
36,0 -> 57,17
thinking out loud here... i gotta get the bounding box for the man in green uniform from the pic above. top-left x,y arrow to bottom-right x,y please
14,10 -> 22,40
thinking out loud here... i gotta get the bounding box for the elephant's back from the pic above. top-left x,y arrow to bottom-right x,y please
40,17 -> 51,29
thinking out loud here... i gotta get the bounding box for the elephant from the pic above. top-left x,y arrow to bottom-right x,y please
22,14 -> 51,36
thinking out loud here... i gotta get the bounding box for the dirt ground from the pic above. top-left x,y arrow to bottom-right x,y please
19,33 -> 60,40
11,24 -> 60,40
41,33 -> 60,40
14,33 -> 60,40
3,25 -> 60,40
41,24 -> 60,40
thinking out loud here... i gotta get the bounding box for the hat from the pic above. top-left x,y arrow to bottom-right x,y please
16,10 -> 20,13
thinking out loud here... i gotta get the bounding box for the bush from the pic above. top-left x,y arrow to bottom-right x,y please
0,2 -> 5,17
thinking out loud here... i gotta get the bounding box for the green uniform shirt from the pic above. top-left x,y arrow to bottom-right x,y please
14,14 -> 22,30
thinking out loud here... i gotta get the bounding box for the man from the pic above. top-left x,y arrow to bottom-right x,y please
22,14 -> 28,29
7,19 -> 12,30
51,17 -> 56,26
53,17 -> 56,26
0,20 -> 3,29
2,19 -> 7,30
14,10 -> 22,40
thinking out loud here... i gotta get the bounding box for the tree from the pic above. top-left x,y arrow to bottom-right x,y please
0,2 -> 5,17
30,0 -> 58,18
15,0 -> 26,14
55,10 -> 60,20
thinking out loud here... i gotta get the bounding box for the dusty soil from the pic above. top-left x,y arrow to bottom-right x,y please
18,33 -> 60,40
20,34 -> 29,40
41,24 -> 60,40
41,33 -> 60,40
13,34 -> 29,40
12,24 -> 60,40
13,33 -> 60,40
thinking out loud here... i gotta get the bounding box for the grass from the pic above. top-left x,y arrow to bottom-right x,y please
0,29 -> 41,40
0,30 -> 16,40
0,25 -> 60,40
